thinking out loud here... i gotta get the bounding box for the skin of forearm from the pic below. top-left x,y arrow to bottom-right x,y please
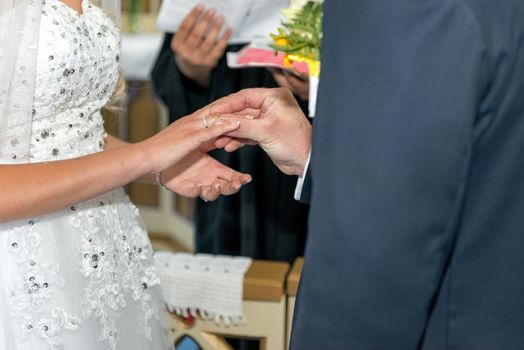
105,135 -> 156,184
0,141 -> 150,223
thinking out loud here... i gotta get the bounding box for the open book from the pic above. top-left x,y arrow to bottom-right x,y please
156,0 -> 289,44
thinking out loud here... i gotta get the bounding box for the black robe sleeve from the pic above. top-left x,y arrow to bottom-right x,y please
151,34 -> 209,122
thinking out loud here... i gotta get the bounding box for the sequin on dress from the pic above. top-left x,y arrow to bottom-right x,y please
0,1 -> 171,349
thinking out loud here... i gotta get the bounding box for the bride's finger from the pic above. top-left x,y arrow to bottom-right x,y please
218,181 -> 241,196
235,109 -> 261,118
192,181 -> 204,198
239,173 -> 253,185
203,112 -> 220,126
210,160 -> 252,185
205,115 -> 262,143
183,181 -> 203,198
210,179 -> 237,196
195,119 -> 241,144
224,140 -> 246,153
215,135 -> 233,149
209,178 -> 244,197
215,171 -> 252,195
221,173 -> 252,192
214,113 -> 258,120
215,111 -> 260,119
200,185 -> 221,202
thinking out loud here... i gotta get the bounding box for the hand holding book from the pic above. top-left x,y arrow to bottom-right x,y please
170,5 -> 232,87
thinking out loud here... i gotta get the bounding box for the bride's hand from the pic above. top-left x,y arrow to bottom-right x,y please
136,110 -> 252,200
160,152 -> 251,201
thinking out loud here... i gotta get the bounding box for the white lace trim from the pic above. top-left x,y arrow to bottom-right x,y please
4,221 -> 81,350
72,191 -> 161,350
156,253 -> 252,326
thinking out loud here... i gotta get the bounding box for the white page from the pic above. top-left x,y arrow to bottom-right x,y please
231,0 -> 289,44
156,0 -> 250,34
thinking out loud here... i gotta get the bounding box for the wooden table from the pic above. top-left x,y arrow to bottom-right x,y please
168,260 -> 290,350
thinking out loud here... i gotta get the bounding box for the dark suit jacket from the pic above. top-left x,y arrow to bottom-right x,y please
292,0 -> 524,349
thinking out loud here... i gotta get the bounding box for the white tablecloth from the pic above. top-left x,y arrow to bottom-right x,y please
155,252 -> 252,326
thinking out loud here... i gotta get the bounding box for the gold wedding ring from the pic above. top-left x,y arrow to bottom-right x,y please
201,115 -> 209,129
201,113 -> 222,129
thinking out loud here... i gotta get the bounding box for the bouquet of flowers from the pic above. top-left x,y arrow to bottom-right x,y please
270,0 -> 323,116
270,0 -> 323,79
225,0 -> 324,116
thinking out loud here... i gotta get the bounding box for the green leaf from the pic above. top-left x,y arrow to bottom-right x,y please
269,1 -> 324,60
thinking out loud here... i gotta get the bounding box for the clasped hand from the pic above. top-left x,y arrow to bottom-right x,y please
141,88 -> 311,202
212,88 -> 313,176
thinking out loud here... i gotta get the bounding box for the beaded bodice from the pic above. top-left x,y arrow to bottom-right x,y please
0,2 -> 168,350
31,0 -> 119,162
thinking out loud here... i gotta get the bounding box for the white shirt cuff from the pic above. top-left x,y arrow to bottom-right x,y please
294,151 -> 312,201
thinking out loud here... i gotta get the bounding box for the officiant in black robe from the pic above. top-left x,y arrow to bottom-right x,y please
151,19 -> 310,263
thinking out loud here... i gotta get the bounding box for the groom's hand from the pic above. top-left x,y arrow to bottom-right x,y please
208,88 -> 312,176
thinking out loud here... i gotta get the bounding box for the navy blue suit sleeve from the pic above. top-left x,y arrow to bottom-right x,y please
291,1 -> 489,348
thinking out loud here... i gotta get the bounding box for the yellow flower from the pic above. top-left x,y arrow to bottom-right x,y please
275,38 -> 289,47
283,54 -> 293,68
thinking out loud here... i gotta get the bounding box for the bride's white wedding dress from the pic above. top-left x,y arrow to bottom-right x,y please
0,1 -> 171,349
